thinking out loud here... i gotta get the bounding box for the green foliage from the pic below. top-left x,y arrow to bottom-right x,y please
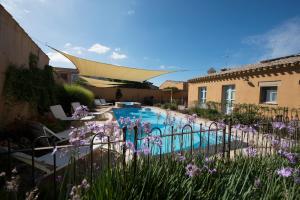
189,106 -> 223,121
63,84 -> 95,112
228,111 -> 262,125
115,88 -> 123,100
163,87 -> 180,92
3,58 -> 95,115
29,53 -> 39,69
4,64 -> 57,113
84,155 -> 300,200
162,102 -> 178,110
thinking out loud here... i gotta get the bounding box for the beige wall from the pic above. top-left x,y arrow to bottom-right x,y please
188,66 -> 300,108
0,5 -> 49,125
85,86 -> 188,105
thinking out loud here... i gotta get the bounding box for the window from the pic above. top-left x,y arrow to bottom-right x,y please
198,87 -> 207,106
260,86 -> 277,104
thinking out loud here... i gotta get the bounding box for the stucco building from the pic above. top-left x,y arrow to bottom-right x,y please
53,67 -> 79,84
0,5 -> 49,125
188,54 -> 300,113
159,80 -> 188,105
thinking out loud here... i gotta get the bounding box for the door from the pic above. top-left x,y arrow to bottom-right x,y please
222,85 -> 235,114
198,87 -> 207,108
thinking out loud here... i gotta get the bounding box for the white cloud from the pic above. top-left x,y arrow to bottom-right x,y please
244,17 -> 300,59
72,46 -> 85,55
160,65 -> 182,70
127,9 -> 135,15
64,43 -> 72,47
110,52 -> 127,60
88,43 -> 110,54
115,47 -> 121,52
63,43 -> 85,55
47,51 -> 71,64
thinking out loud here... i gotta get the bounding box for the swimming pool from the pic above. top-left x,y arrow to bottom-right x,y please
113,107 -> 228,155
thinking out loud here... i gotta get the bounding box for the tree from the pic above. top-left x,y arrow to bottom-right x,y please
115,88 -> 123,101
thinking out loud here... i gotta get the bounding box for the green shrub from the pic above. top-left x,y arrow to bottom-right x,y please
228,111 -> 262,125
189,106 -> 223,121
162,103 -> 178,110
64,84 -> 95,108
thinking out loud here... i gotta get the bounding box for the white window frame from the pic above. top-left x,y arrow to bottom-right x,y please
260,86 -> 278,104
198,87 -> 207,105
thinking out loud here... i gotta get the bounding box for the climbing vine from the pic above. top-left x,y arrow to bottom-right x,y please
3,54 -> 58,113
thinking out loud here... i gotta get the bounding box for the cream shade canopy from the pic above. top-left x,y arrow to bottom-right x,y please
50,46 -> 175,82
80,76 -> 125,88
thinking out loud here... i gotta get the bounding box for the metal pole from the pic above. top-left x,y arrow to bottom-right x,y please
133,126 -> 138,175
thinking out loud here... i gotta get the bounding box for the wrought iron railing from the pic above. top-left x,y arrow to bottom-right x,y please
0,119 -> 299,199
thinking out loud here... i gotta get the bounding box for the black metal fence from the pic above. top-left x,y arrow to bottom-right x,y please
0,119 -> 299,199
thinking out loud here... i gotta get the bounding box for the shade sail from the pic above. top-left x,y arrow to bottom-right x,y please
50,46 -> 175,82
80,76 -> 125,88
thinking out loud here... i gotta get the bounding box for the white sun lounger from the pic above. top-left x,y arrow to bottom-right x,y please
100,99 -> 113,106
50,105 -> 94,121
71,102 -> 104,116
0,139 -> 105,175
94,99 -> 113,106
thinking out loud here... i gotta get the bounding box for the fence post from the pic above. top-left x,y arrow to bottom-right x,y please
107,136 -> 111,169
199,124 -> 202,153
31,136 -> 51,187
227,120 -> 232,159
90,132 -> 103,184
150,127 -> 163,162
133,126 -> 138,175
51,139 -> 57,200
31,143 -> 35,187
171,126 -> 174,154
222,126 -> 226,158
122,127 -> 127,169
73,154 -> 76,184
7,138 -> 11,178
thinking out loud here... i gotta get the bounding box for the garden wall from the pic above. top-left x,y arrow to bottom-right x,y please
85,86 -> 187,105
0,5 -> 49,126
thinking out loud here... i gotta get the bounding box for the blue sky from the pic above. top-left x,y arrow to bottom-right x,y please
1,0 -> 300,86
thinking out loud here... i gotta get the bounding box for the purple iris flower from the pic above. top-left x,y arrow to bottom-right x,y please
282,152 -> 297,164
208,168 -> 217,174
244,147 -> 257,157
185,164 -> 200,177
272,122 -> 286,130
176,153 -> 186,162
72,105 -> 89,119
277,167 -> 293,177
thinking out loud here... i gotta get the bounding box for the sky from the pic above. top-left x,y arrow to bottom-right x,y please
1,0 -> 300,86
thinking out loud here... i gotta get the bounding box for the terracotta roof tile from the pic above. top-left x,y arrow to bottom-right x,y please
188,54 -> 300,82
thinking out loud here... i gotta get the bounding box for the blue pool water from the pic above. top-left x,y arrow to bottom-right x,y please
113,107 -> 227,155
